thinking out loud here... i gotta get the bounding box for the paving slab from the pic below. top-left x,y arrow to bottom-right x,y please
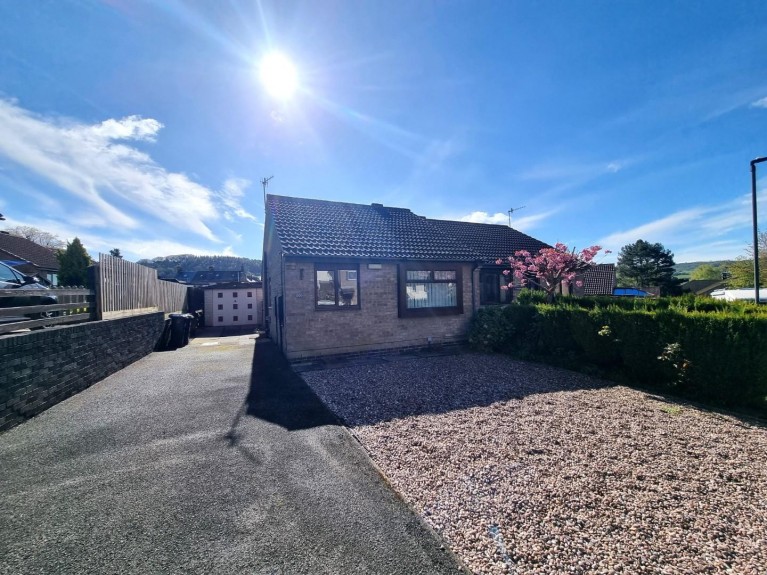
0,332 -> 466,575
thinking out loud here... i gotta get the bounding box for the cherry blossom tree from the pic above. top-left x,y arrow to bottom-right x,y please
496,243 -> 607,303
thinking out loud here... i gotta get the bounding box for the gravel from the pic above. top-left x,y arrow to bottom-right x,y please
301,352 -> 767,575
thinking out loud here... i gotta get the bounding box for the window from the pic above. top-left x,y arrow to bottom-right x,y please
217,304 -> 223,310
218,316 -> 223,322
247,303 -> 253,309
217,292 -> 223,298
233,303 -> 238,310
315,264 -> 360,309
232,292 -> 238,298
233,315 -> 238,322
398,264 -> 463,317
247,315 -> 253,321
247,291 -> 253,297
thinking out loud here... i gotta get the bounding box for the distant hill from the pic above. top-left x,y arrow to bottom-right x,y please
674,260 -> 732,280
136,254 -> 262,279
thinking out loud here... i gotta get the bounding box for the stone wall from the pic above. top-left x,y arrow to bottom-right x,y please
0,312 -> 165,432
282,260 -> 476,360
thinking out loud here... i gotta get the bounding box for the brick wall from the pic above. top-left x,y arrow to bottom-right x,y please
0,312 -> 165,432
282,260 -> 477,360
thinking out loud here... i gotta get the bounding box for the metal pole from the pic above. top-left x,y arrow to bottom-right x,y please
751,158 -> 767,304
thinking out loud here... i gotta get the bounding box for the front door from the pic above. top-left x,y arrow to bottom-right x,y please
480,272 -> 501,305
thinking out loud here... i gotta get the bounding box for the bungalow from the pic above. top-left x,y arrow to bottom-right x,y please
263,194 -> 549,360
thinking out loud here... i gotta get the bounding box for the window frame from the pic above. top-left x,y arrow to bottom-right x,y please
398,262 -> 464,318
314,263 -> 361,310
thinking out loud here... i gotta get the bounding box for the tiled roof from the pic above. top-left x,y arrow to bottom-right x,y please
185,270 -> 244,285
266,195 -> 480,261
0,232 -> 59,271
680,279 -> 727,295
201,281 -> 262,290
426,219 -> 550,264
575,264 -> 616,296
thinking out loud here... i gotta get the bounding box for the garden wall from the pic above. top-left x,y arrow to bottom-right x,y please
0,312 -> 165,432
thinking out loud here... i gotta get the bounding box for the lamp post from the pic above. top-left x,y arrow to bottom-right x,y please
751,157 -> 767,304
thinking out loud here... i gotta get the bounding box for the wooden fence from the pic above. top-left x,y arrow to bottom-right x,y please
0,255 -> 188,335
0,287 -> 94,335
96,253 -> 188,319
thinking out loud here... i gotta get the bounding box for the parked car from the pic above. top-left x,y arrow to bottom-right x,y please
0,261 -> 58,326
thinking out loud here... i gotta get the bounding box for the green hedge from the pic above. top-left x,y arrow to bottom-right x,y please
469,302 -> 767,414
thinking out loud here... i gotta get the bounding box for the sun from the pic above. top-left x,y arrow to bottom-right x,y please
259,52 -> 298,100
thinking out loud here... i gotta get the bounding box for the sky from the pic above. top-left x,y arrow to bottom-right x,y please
1,1 -> 766,264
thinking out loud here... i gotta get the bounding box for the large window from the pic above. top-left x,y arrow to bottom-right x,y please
399,264 -> 463,317
315,264 -> 360,309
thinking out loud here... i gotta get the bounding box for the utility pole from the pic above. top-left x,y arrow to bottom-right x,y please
261,176 -> 273,204
751,157 -> 767,304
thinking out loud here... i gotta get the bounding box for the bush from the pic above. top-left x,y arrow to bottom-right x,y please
469,300 -> 767,414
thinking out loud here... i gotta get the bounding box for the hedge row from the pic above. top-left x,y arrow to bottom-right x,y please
469,303 -> 767,414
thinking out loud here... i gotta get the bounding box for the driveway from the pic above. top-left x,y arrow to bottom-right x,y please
0,330 -> 466,575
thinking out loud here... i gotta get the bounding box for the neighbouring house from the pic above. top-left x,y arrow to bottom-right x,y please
262,194 -> 550,360
680,279 -> 728,297
203,281 -> 264,327
177,269 -> 249,286
570,263 -> 617,296
0,231 -> 60,285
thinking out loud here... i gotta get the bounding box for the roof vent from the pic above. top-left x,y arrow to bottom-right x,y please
371,203 -> 384,208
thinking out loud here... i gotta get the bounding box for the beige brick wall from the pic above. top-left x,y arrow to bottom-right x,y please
281,260 -> 477,359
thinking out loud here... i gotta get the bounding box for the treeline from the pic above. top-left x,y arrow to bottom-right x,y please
136,255 -> 262,278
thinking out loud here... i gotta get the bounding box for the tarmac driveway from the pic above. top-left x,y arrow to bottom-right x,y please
0,329 -> 465,575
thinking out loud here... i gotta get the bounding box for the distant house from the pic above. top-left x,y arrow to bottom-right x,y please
570,264 -> 617,296
680,279 -> 727,297
262,194 -> 551,360
0,231 -> 60,285
203,281 -> 263,327
177,269 -> 250,286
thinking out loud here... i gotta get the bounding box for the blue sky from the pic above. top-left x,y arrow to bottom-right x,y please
1,1 -> 766,264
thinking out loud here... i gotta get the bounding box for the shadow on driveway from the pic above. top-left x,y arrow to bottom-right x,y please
243,338 -> 339,431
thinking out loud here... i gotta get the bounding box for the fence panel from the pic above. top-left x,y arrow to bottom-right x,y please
0,288 -> 94,335
97,254 -> 187,319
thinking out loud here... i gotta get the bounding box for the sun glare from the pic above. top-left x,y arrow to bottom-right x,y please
259,52 -> 298,100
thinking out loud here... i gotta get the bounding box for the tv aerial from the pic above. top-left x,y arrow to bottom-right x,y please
261,176 -> 273,204
508,205 -> 525,227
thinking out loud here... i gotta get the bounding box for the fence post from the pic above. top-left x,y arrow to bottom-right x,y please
92,261 -> 104,320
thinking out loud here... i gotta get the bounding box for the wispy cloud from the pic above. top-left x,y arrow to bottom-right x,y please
220,178 -> 258,221
0,99 -> 255,244
598,208 -> 707,248
750,96 -> 767,109
518,158 -> 632,182
598,190 -> 767,261
459,211 -> 507,225
457,209 -> 556,232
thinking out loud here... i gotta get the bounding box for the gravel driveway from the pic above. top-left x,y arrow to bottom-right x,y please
301,352 -> 767,575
